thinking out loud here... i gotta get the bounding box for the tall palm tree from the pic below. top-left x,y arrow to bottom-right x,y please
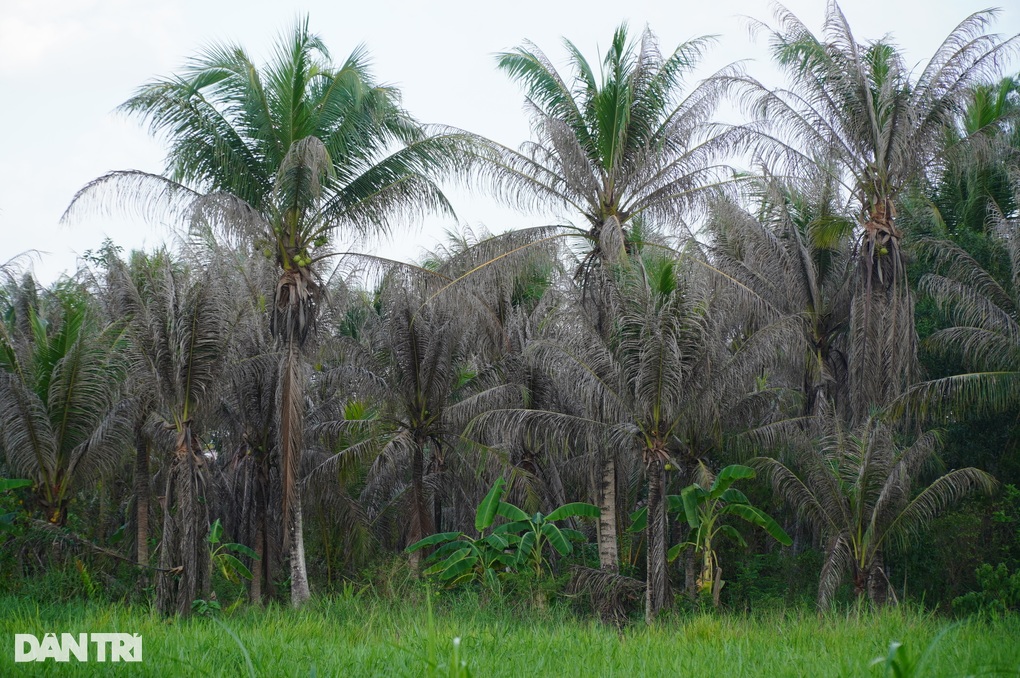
734,3 -> 1018,419
753,409 -> 996,608
485,24 -> 731,263
64,18 -> 457,605
474,23 -> 733,573
0,276 -> 131,526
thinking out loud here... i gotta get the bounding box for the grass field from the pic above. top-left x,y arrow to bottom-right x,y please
1,591 -> 1018,677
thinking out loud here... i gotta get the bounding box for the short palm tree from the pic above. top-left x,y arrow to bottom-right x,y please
0,277 -> 130,526
65,17 -> 457,605
325,252 -> 515,570
707,178 -> 855,417
753,410 -> 996,608
734,3 -> 1018,418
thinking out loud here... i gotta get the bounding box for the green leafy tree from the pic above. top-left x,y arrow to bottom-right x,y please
407,477 -> 597,586
406,478 -> 517,589
494,496 -> 598,577
632,464 -> 791,607
673,465 -> 790,606
207,518 -> 260,585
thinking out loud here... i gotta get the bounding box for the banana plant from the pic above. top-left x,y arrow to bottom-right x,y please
406,478 -> 517,590
408,478 -> 599,585
208,519 -> 260,584
631,465 -> 791,606
496,498 -> 599,577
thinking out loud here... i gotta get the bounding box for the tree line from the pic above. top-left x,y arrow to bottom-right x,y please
2,3 -> 1020,622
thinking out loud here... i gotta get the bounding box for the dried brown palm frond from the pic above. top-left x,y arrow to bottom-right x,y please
706,176 -> 855,417
565,566 -> 644,624
303,223 -> 579,564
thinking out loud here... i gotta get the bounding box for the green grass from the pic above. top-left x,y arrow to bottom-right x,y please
1,592 -> 1018,677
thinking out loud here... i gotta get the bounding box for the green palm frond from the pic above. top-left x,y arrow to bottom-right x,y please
0,277 -> 131,523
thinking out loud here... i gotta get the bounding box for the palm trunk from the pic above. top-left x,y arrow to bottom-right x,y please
251,518 -> 264,604
684,548 -> 698,599
248,450 -> 273,604
280,341 -> 309,606
289,498 -> 309,606
867,552 -> 890,606
134,431 -> 149,567
408,433 -> 433,572
432,446 -> 443,534
597,454 -> 619,572
156,427 -> 211,616
645,457 -> 669,622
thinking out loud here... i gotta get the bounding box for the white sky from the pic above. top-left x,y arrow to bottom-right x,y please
1,0 -> 1018,283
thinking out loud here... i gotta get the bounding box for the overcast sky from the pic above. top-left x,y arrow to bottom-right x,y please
2,0 -> 1018,282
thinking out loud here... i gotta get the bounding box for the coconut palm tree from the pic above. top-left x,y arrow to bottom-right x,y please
734,3 -> 1018,420
932,75 -> 1020,236
472,23 -> 733,573
484,24 -> 731,263
707,177 -> 855,418
107,250 -> 231,615
64,17 -> 458,605
471,249 -> 775,621
753,409 -> 996,608
910,197 -> 1020,419
0,276 -> 131,526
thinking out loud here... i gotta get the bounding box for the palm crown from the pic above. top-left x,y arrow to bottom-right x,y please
482,24 -> 730,269
119,18 -> 452,272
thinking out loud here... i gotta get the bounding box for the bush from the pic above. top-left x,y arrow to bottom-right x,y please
952,563 -> 1020,616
